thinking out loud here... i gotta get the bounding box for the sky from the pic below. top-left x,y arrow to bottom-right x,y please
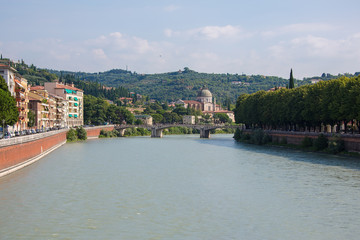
1,0 -> 360,78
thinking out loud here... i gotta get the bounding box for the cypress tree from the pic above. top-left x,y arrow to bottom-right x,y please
289,69 -> 294,89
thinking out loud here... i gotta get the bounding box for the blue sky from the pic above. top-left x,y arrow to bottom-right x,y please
1,0 -> 360,78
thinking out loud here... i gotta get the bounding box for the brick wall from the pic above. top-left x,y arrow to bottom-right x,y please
86,126 -> 114,138
0,131 -> 66,172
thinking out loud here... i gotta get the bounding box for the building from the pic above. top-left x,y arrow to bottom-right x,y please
183,115 -> 196,125
179,87 -> 235,123
44,82 -> 84,127
28,91 -> 51,130
135,115 -> 153,126
14,76 -> 30,131
310,79 -> 323,84
0,64 -> 16,97
49,93 -> 68,128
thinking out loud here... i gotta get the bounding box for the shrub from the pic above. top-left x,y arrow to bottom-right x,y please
301,136 -> 313,148
313,134 -> 328,151
250,129 -> 271,145
66,128 -> 78,142
328,135 -> 345,154
233,128 -> 242,141
76,126 -> 87,140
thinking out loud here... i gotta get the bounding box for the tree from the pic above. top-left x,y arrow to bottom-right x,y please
76,126 -> 87,140
27,110 -> 36,128
214,113 -> 231,124
289,69 -> 294,89
0,76 -> 19,128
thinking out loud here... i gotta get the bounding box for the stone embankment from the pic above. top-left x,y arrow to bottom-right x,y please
244,129 -> 360,152
0,125 -> 114,178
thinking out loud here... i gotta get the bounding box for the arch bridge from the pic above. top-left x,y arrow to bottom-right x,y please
114,124 -> 240,138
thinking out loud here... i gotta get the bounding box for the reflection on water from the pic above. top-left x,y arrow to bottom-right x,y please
1,134 -> 360,239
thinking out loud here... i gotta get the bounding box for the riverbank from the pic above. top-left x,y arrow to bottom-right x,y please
234,128 -> 360,155
0,125 -> 114,178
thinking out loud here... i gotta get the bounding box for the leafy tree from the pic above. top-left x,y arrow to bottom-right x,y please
76,126 -> 87,140
214,113 -> 231,124
0,76 -> 19,127
27,110 -> 36,128
151,113 -> 164,124
66,128 -> 78,142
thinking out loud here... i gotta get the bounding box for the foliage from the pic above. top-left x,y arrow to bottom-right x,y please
313,134 -> 328,151
164,127 -> 199,135
124,127 -> 150,136
76,126 -> 87,140
84,95 -> 135,125
99,129 -> 119,138
214,113 -> 232,124
66,128 -> 78,142
0,76 -> 19,126
301,136 -> 313,148
27,110 -> 36,128
289,69 -> 295,89
233,128 -> 242,141
48,67 -> 296,103
235,76 -> 360,133
328,135 -> 345,154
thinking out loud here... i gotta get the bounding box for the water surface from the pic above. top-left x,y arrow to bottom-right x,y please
1,135 -> 360,239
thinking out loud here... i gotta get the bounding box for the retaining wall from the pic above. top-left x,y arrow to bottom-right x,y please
244,129 -> 360,152
0,125 -> 115,177
0,130 -> 67,177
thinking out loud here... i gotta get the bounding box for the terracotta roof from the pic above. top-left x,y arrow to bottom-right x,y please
55,83 -> 82,91
183,100 -> 202,104
30,86 -> 45,91
0,64 -> 16,71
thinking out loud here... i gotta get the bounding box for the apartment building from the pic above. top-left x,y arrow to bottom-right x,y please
44,82 -> 83,127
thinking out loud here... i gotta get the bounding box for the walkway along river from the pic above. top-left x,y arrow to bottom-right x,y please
1,134 -> 360,239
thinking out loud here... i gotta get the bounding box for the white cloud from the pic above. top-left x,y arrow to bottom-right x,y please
92,48 -> 107,59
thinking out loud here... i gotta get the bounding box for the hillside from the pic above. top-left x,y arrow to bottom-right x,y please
48,68 -> 299,103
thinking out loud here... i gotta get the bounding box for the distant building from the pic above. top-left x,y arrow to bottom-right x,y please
183,115 -> 195,125
178,87 -> 235,123
267,86 -> 287,92
310,79 -> 323,84
135,115 -> 153,126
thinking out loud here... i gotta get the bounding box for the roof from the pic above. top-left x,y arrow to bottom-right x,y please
197,87 -> 212,98
0,64 -> 16,71
30,86 -> 45,91
183,100 -> 202,105
54,83 -> 82,91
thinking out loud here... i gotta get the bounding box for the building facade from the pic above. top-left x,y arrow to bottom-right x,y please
44,82 -> 84,127
179,87 -> 235,123
0,64 -> 16,97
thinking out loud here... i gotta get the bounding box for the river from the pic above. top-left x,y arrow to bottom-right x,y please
1,134 -> 360,239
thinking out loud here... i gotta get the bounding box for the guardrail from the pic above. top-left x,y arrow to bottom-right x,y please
0,129 -> 68,148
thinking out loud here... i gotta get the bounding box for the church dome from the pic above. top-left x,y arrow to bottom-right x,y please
198,87 -> 212,98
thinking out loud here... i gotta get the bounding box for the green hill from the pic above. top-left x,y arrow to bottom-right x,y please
48,67 -> 297,103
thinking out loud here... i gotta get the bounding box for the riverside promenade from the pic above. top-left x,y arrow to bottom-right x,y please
0,125 -> 114,178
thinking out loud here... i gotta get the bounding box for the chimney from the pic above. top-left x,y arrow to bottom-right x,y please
71,82 -> 74,87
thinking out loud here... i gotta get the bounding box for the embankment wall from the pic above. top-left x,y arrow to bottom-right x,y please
0,125 -> 115,177
244,129 -> 360,152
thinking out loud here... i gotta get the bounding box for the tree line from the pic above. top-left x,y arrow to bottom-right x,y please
235,76 -> 360,133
